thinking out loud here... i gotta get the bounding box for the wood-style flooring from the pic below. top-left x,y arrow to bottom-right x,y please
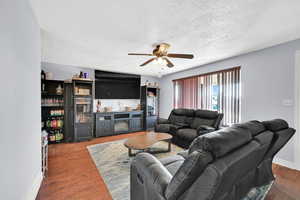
36,132 -> 300,200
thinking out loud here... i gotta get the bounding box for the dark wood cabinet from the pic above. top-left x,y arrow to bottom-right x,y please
41,80 -> 65,144
64,80 -> 93,142
141,86 -> 160,130
95,114 -> 114,137
94,111 -> 143,137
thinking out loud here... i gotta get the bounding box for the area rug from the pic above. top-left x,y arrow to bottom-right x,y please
87,139 -> 273,200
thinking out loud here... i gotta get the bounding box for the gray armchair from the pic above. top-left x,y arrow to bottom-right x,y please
131,119 -> 295,200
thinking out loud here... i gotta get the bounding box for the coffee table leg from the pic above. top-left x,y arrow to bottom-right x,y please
168,140 -> 172,152
128,148 -> 133,157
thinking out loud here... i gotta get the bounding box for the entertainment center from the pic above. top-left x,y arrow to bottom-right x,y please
41,69 -> 159,143
94,111 -> 143,137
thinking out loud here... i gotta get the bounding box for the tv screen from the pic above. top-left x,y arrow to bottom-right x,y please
95,70 -> 141,99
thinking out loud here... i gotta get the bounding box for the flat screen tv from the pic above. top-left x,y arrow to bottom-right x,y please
95,70 -> 141,99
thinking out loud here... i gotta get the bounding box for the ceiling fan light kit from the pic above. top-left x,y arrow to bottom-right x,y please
128,43 -> 194,68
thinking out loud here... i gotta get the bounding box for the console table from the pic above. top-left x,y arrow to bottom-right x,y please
94,111 -> 143,137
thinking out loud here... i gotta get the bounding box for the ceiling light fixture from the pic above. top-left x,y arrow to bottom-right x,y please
128,43 -> 194,68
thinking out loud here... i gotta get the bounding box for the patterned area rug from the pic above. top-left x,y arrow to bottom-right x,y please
87,139 -> 273,200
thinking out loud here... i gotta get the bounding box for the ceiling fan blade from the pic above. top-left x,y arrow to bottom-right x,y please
128,53 -> 153,56
163,57 -> 174,68
167,53 -> 194,59
140,57 -> 157,67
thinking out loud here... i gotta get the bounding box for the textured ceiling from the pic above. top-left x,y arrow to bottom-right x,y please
30,0 -> 300,77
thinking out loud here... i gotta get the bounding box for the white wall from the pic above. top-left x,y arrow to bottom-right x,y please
0,0 -> 42,199
294,51 -> 300,169
160,39 -> 300,168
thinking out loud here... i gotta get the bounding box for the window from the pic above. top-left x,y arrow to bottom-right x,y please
173,67 -> 241,125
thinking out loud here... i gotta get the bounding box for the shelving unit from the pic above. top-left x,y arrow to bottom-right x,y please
41,80 -> 65,144
141,86 -> 160,130
64,79 -> 93,142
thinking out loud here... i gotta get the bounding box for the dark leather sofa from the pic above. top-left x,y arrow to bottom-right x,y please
155,109 -> 223,148
131,119 -> 295,200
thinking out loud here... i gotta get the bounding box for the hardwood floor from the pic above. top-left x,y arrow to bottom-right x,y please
36,132 -> 300,200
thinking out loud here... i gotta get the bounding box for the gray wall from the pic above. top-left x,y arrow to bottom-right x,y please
160,39 -> 300,164
141,75 -> 160,86
0,0 -> 42,199
42,62 -> 95,80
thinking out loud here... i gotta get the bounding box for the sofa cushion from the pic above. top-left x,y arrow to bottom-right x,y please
172,108 -> 194,117
194,109 -> 219,119
165,150 -> 213,200
189,127 -> 252,158
262,119 -> 289,132
176,129 -> 198,142
233,120 -> 266,136
190,118 -> 215,129
168,109 -> 195,126
169,124 -> 186,135
169,114 -> 186,126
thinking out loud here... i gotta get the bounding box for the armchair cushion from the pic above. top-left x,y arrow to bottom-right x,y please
262,119 -> 289,132
233,120 -> 266,136
165,150 -> 213,200
189,127 -> 252,158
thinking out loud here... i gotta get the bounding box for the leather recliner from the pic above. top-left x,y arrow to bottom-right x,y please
155,109 -> 223,148
131,119 -> 295,200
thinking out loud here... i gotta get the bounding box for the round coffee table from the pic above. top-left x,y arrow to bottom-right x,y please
124,132 -> 173,156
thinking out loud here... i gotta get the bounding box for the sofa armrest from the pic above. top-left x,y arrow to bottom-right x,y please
197,125 -> 216,135
157,118 -> 170,124
131,153 -> 172,199
169,123 -> 190,134
177,150 -> 189,159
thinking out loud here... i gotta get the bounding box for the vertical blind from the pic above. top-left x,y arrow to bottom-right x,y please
173,67 -> 241,125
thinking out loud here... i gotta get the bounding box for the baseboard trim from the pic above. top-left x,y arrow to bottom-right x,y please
273,157 -> 300,171
26,172 -> 43,200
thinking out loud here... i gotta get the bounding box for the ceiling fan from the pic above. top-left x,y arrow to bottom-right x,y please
128,43 -> 194,68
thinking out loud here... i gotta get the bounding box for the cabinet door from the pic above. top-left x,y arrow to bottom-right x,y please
75,124 -> 93,142
95,115 -> 114,137
130,118 -> 142,132
75,98 -> 92,124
